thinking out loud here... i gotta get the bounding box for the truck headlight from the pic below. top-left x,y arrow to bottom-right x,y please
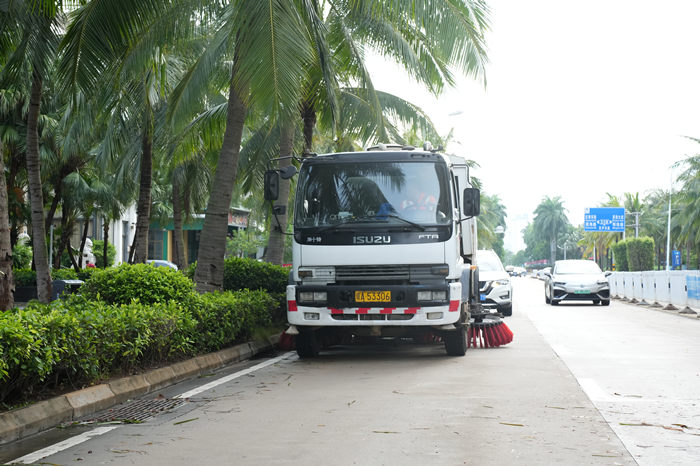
299,291 -> 327,303
418,291 -> 447,301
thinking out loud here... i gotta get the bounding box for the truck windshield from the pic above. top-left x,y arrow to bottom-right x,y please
295,161 -> 451,228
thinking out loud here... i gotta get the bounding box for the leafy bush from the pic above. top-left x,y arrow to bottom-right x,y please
611,240 -> 628,271
52,269 -> 78,281
0,296 -> 198,403
91,240 -> 116,268
626,237 -> 654,271
223,257 -> 289,294
80,263 -> 197,305
0,286 -> 278,404
76,267 -> 99,281
12,243 -> 32,269
13,269 -> 36,287
222,258 -> 288,322
193,290 -> 276,352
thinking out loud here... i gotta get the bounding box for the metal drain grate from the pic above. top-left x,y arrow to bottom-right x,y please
84,398 -> 184,424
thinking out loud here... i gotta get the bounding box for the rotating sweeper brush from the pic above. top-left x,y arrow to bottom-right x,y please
468,306 -> 513,348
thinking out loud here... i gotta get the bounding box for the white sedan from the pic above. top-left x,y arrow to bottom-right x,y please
544,259 -> 611,306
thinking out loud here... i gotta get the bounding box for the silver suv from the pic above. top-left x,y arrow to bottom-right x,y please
476,249 -> 513,316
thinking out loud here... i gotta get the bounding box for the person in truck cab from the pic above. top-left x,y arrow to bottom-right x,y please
400,183 -> 437,214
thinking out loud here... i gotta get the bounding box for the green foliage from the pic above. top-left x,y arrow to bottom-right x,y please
13,269 -> 37,287
0,285 -> 278,404
193,290 -> 276,352
91,240 -> 116,268
626,237 -> 655,271
226,231 -> 264,259
51,268 -> 78,280
12,243 -> 32,269
80,263 -> 197,305
611,241 -> 629,271
76,267 -> 99,281
223,257 -> 288,294
222,257 -> 288,320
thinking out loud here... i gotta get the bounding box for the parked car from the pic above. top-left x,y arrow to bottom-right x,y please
544,259 -> 611,306
476,249 -> 513,316
147,259 -> 179,271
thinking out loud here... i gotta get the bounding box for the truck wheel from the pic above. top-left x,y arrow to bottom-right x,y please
444,326 -> 467,356
296,331 -> 320,359
499,304 -> 512,317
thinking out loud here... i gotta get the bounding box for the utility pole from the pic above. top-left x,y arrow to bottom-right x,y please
628,211 -> 641,238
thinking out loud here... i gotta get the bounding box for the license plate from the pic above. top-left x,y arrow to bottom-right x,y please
574,290 -> 590,294
480,293 -> 486,301
355,290 -> 391,302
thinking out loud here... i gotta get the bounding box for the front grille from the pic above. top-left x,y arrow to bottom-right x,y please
334,264 -> 441,284
336,265 -> 408,282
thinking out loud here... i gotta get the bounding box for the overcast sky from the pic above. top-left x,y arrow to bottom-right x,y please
367,0 -> 700,251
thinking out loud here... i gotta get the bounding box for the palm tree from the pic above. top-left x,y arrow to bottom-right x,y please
533,196 -> 569,267
0,139 -> 14,310
0,0 -> 66,302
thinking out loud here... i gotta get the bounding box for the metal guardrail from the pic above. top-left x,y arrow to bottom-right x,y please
609,271 -> 700,311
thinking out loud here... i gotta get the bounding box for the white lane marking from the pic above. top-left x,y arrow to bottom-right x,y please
11,426 -> 119,464
10,353 -> 295,464
175,351 -> 296,400
579,378 -> 617,403
549,343 -> 572,358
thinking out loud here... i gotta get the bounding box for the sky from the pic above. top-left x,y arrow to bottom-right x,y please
366,0 -> 700,252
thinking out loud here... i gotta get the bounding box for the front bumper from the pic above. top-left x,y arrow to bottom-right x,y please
552,284 -> 610,302
287,283 -> 462,327
479,283 -> 512,310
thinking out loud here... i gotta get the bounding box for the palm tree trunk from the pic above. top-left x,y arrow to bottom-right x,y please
549,237 -> 556,267
302,101 -> 316,152
78,214 -> 90,267
172,176 -> 186,268
129,103 -> 153,264
264,123 -> 294,265
194,81 -> 247,293
0,140 -> 15,310
26,69 -> 52,303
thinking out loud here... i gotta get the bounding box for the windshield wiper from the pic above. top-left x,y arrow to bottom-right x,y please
314,214 -> 425,233
382,214 -> 426,231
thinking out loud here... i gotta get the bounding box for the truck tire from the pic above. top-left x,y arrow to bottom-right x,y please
499,304 -> 512,317
444,326 -> 467,356
296,330 -> 320,359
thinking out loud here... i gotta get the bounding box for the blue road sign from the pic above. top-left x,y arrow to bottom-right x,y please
584,207 -> 626,232
672,250 -> 681,268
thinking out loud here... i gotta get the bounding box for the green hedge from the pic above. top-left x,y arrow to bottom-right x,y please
626,237 -> 654,271
12,243 -> 32,269
80,263 -> 197,305
611,241 -> 629,271
13,268 -> 96,287
91,240 -> 116,268
0,292 -> 279,405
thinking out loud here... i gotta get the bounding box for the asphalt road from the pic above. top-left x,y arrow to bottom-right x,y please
4,278 -> 699,465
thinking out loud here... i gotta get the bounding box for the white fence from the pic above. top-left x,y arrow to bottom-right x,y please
609,271 -> 700,311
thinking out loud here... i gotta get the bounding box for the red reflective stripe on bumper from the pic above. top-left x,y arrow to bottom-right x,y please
405,308 -> 419,314
449,300 -> 460,312
288,300 -> 298,312
380,308 -> 395,314
330,308 -> 343,314
356,308 -> 370,314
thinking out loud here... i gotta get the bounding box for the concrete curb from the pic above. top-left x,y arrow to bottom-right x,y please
0,334 -> 280,445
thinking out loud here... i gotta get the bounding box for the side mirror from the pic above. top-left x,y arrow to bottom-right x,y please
264,170 -> 279,200
279,165 -> 297,179
463,187 -> 480,216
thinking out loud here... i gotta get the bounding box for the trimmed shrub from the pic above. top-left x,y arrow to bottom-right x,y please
80,263 -> 197,305
0,296 -> 197,403
223,257 -> 288,295
12,243 -> 32,269
627,236 -> 654,271
52,268 -> 78,281
91,240 -> 116,268
611,240 -> 629,271
193,290 -> 276,352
